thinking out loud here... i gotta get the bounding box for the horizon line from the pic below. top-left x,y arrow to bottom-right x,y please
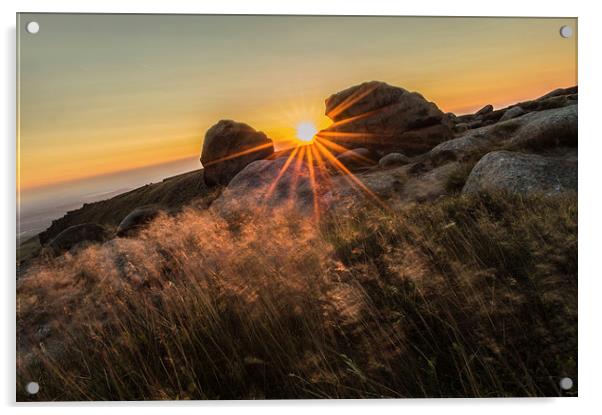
18,154 -> 202,194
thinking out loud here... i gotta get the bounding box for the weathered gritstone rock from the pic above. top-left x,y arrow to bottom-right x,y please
48,223 -> 110,255
379,152 -> 411,168
213,147 -> 460,218
324,161 -> 460,206
201,120 -> 274,186
211,157 -> 323,218
117,206 -> 162,237
430,104 -> 577,161
215,144 -> 468,215
451,86 -> 577,131
454,123 -> 470,133
462,150 -> 577,195
499,106 -> 526,122
507,104 -> 577,149
537,86 -> 578,100
336,147 -> 377,170
318,81 -> 453,156
475,104 -> 494,115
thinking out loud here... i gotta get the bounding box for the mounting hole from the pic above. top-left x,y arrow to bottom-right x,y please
559,25 -> 573,39
25,381 -> 40,395
26,21 -> 40,34
559,377 -> 573,390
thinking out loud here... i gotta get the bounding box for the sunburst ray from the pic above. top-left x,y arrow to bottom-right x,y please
265,145 -> 301,199
306,145 -> 320,220
327,105 -> 391,129
203,142 -> 274,167
315,137 -> 374,164
309,143 -> 332,184
314,140 -> 386,208
288,145 -> 307,198
316,131 -> 380,140
326,83 -> 379,120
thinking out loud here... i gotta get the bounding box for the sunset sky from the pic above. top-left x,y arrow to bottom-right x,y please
17,14 -> 577,193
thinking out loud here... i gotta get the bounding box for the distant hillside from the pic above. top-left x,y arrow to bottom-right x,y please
38,169 -> 208,245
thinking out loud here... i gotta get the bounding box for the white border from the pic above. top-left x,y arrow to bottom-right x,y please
2,1 -> 601,414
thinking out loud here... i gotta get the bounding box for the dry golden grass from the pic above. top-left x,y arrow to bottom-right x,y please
17,191 -> 577,400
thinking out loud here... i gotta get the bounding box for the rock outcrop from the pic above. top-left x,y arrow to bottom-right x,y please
430,104 -> 577,161
212,84 -> 579,217
48,223 -> 110,255
537,86 -> 578,100
201,120 -> 274,186
211,157 -> 323,218
450,86 -> 577,132
117,206 -> 162,237
462,150 -> 577,195
317,81 -> 453,156
325,161 -> 460,206
29,84 -> 580,260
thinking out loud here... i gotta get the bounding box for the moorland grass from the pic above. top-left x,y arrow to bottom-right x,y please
17,191 -> 577,400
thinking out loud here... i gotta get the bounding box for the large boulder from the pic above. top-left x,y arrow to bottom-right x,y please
324,160 -> 461,207
201,120 -> 274,186
48,223 -> 110,255
117,206 -> 162,237
317,81 -> 453,156
211,156 -> 323,218
214,148 -> 459,218
507,104 -> 577,150
462,150 -> 577,195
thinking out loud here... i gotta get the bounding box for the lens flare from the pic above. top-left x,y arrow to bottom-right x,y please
296,121 -> 317,143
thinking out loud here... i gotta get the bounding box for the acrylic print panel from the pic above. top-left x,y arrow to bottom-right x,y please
16,14 -> 577,401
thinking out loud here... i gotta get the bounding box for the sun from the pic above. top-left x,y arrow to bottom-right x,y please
296,121 -> 317,143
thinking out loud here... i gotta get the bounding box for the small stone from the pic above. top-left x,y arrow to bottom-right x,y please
475,104 -> 494,115
379,153 -> 411,168
499,106 -> 526,122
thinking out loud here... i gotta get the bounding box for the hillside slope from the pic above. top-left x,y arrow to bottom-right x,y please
37,169 -> 208,245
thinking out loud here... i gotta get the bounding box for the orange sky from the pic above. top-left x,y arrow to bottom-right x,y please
17,14 -> 577,192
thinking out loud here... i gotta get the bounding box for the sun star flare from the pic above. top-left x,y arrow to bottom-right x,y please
296,121 -> 317,143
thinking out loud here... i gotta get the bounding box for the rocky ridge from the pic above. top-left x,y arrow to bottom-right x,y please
24,82 -> 578,262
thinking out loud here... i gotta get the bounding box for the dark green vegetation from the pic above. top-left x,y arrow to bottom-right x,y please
17,191 -> 577,400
